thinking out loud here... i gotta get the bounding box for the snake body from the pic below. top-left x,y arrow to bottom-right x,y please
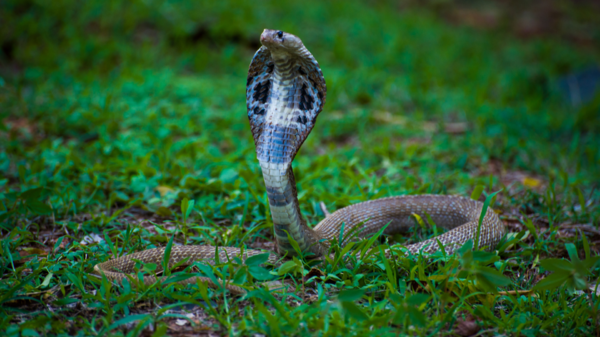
94,30 -> 505,293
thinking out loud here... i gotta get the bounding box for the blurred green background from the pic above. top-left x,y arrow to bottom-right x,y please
2,0 -> 599,216
1,0 -> 600,334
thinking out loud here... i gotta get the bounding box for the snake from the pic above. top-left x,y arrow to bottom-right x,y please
93,29 -> 505,294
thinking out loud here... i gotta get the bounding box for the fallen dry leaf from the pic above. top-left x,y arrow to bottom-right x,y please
303,268 -> 326,283
444,122 -> 468,134
454,313 -> 480,337
156,186 -> 175,197
522,177 -> 542,188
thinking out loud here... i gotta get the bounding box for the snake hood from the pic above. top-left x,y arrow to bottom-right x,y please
246,29 -> 328,254
246,29 -> 327,167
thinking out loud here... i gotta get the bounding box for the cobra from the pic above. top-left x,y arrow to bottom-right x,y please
94,29 -> 505,294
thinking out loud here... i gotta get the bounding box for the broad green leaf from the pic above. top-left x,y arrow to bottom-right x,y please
181,198 -> 190,221
473,266 -> 511,292
156,207 -> 173,217
393,307 -> 407,324
249,266 -> 274,281
233,267 -> 247,284
534,272 -> 570,291
338,288 -> 365,302
53,236 -> 64,252
473,304 -> 497,321
406,293 -> 429,306
471,185 -> 484,200
142,263 -> 157,273
565,243 -> 580,262
20,187 -> 44,200
245,253 -> 271,266
407,307 -> 427,327
583,256 -> 600,270
26,200 -> 52,215
539,259 -> 574,272
341,301 -> 369,321
40,272 -> 53,288
277,260 -> 297,275
472,250 -> 499,264
195,264 -> 222,290
151,324 -> 168,337
185,199 -> 195,220
458,240 -> 474,258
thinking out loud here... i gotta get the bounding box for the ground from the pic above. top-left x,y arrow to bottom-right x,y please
1,0 -> 600,336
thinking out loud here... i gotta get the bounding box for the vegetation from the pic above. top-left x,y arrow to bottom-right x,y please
1,0 -> 599,335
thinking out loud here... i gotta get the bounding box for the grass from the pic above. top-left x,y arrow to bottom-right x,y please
1,0 -> 600,335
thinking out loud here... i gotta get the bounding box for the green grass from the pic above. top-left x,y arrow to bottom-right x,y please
1,0 -> 600,335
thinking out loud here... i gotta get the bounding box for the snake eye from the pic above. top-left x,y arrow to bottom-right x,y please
277,31 -> 283,38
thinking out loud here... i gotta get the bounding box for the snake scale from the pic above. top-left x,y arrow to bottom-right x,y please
94,30 -> 505,294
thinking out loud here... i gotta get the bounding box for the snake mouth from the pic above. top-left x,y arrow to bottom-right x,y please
260,29 -> 282,45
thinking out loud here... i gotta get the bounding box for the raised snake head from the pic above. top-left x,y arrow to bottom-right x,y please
259,29 -> 305,61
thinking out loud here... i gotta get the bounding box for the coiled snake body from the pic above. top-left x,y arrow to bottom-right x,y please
94,30 -> 505,294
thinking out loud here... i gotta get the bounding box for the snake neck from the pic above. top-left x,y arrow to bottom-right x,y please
260,164 -> 320,256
